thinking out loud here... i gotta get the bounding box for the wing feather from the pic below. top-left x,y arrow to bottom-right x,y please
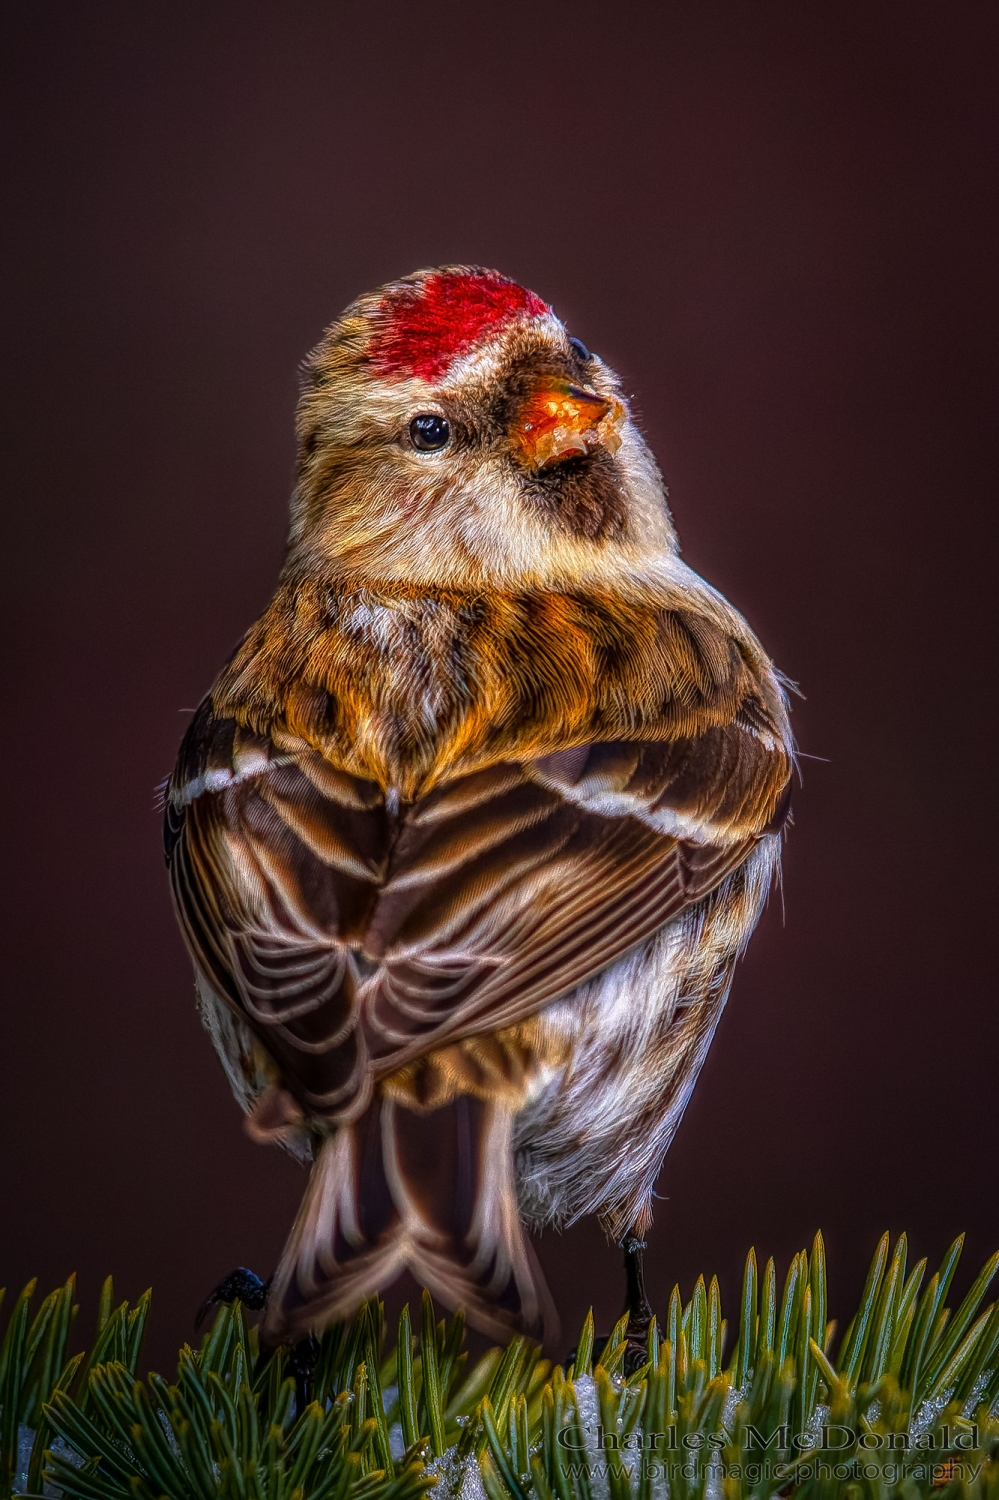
167,672 -> 790,1120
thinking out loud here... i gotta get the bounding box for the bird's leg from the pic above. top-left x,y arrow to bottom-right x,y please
287,1334 -> 321,1414
622,1231 -> 657,1372
195,1267 -> 270,1332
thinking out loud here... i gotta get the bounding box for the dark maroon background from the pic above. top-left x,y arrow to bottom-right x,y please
3,2 -> 996,1373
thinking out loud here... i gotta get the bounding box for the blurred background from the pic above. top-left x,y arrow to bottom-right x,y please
2,1 -> 996,1372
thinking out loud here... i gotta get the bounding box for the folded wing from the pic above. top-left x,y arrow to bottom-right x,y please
166,686 -> 791,1123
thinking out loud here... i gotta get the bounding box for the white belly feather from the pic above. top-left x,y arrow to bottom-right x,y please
512,837 -> 779,1239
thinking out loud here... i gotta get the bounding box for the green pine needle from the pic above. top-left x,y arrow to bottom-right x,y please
1,1234 -> 997,1500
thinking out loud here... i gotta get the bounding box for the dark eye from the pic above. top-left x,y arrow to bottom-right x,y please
409,414 -> 451,451
568,336 -> 591,362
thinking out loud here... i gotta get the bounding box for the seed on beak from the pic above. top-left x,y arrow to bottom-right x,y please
514,379 -> 624,468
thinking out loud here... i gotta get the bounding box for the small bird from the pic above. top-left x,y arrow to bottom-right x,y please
165,265 -> 793,1350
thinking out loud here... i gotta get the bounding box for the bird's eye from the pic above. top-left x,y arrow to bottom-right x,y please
409,414 -> 451,451
568,337 -> 591,362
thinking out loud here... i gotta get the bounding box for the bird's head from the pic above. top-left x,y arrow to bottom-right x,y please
287,265 -> 677,589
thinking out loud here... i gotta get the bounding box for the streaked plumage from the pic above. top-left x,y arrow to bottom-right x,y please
165,266 -> 793,1345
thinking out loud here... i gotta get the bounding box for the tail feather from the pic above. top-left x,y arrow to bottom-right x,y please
262,1093 -> 555,1346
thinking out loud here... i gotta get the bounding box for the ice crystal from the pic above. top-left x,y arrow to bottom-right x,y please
911,1387 -> 955,1438
426,1445 -> 487,1500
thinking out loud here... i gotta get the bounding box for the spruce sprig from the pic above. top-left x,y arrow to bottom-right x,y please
1,1233 -> 997,1500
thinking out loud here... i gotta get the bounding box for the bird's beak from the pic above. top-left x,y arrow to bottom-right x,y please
513,378 -> 625,469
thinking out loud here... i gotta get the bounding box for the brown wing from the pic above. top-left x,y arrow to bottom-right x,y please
166,699 -> 790,1121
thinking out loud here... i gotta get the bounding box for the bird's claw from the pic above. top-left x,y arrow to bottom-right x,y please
195,1266 -> 270,1331
622,1304 -> 658,1374
288,1334 -> 321,1412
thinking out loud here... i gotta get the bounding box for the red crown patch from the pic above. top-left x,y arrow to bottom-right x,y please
369,271 -> 549,382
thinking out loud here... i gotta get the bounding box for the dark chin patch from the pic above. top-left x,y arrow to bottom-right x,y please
521,449 -> 627,542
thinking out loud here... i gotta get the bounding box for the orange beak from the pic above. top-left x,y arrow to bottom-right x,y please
513,379 -> 624,468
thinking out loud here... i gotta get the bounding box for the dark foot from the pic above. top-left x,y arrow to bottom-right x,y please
622,1233 -> 659,1374
565,1331 -> 610,1369
288,1334 -> 320,1413
565,1231 -> 660,1373
195,1266 -> 270,1331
